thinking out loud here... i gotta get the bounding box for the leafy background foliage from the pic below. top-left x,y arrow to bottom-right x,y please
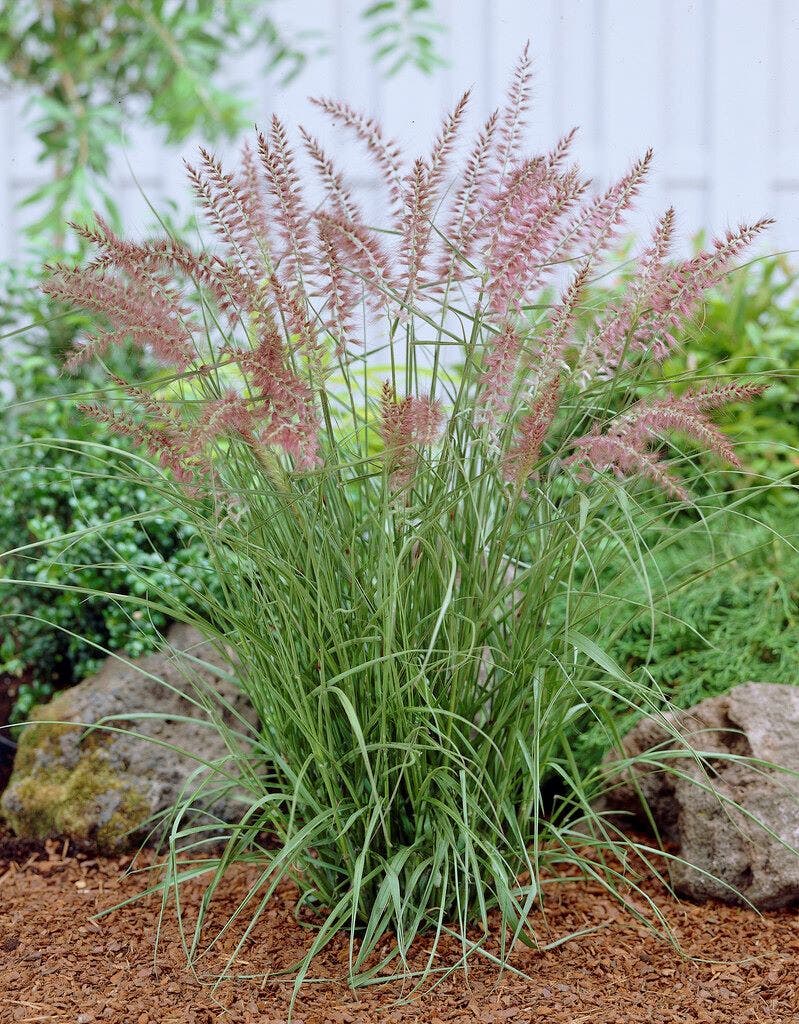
363,0 -> 444,75
1,0 -> 251,243
0,0 -> 445,244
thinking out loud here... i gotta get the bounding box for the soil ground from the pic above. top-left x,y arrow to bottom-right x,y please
1,830 -> 799,1023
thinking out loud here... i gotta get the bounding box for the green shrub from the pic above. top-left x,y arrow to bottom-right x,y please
619,518 -> 799,702
0,267 -> 213,718
0,385 -> 214,719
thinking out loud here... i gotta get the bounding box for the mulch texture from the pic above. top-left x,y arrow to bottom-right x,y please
2,830 -> 799,1023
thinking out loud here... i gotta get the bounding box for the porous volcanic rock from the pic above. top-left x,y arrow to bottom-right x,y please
1,624 -> 255,851
602,682 -> 799,909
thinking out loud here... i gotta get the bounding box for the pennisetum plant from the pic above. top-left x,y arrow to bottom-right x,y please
37,45 -> 773,1004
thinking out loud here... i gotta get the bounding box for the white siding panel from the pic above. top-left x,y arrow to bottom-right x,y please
0,0 -> 795,258
601,0 -> 664,212
708,0 -> 775,234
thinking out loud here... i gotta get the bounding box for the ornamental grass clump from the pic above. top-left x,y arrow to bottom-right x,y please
42,47 -> 770,991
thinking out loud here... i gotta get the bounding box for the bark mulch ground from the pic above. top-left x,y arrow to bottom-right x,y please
2,831 -> 799,1023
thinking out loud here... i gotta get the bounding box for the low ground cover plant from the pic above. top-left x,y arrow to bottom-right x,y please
615,513 -> 799,701
564,507 -> 799,773
25,48 -> 775,996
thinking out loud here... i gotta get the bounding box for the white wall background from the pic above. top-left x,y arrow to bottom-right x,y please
1,0 -> 798,258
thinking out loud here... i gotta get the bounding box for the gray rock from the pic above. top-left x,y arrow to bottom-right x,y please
601,683 -> 799,909
1,624 -> 256,851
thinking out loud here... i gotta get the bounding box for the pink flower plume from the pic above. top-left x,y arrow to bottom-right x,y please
568,381 -> 764,497
504,377 -> 562,482
380,382 -> 443,487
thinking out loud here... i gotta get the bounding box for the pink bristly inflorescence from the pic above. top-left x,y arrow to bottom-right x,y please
43,44 -> 770,499
379,382 -> 442,487
566,383 -> 765,500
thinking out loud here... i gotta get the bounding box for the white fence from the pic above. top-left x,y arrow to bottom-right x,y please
1,0 -> 798,259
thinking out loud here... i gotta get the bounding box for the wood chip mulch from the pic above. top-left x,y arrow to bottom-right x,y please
2,831 -> 799,1023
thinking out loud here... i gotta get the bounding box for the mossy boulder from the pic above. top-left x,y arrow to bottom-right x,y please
1,624 -> 255,851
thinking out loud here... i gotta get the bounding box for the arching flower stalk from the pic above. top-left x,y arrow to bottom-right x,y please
567,382 -> 766,499
379,382 -> 442,487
